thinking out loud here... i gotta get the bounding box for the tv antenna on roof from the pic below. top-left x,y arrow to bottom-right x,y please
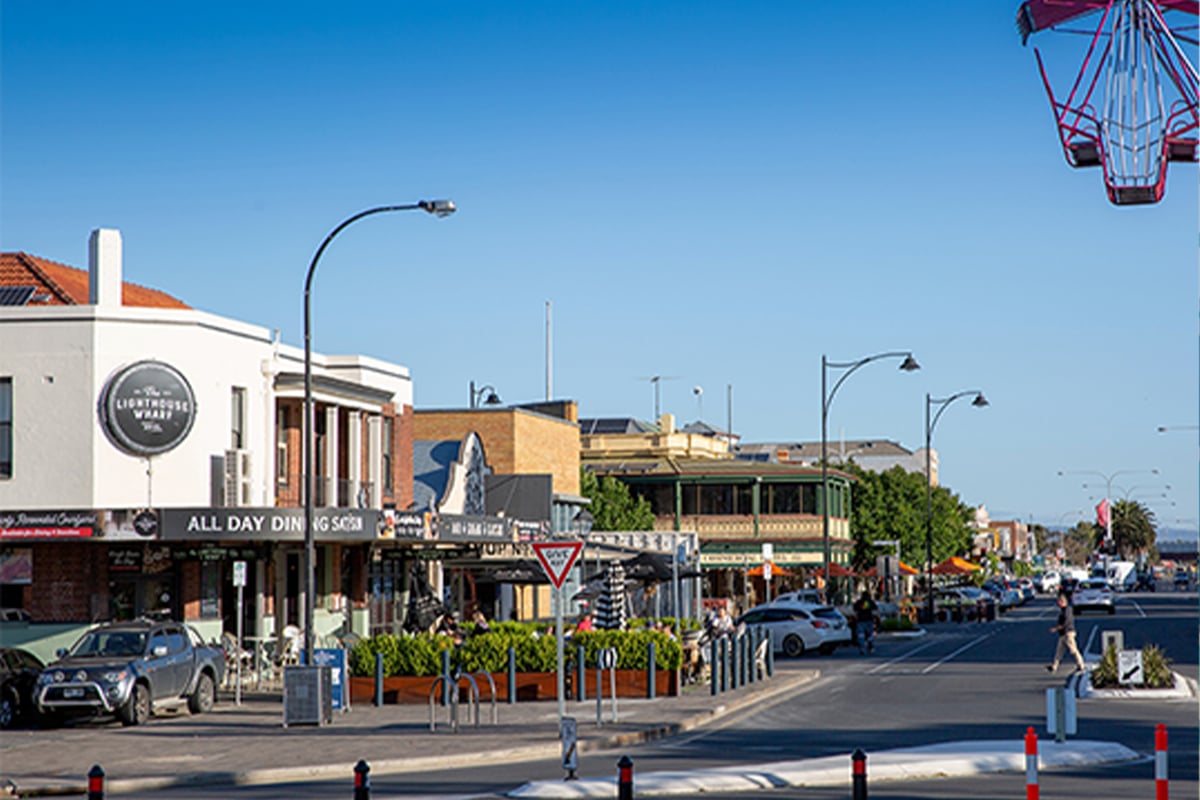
693,386 -> 704,421
635,375 -> 678,421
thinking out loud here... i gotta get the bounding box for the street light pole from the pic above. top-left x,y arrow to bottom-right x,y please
303,200 -> 455,664
821,351 -> 919,599
923,390 -> 987,624
1057,468 -> 1158,556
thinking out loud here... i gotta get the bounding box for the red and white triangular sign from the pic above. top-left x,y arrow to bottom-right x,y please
532,540 -> 584,589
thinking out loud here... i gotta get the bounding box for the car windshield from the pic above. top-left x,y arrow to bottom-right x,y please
70,630 -> 148,657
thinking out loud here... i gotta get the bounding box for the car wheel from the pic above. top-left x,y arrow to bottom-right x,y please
119,683 -> 150,726
188,673 -> 215,715
782,634 -> 806,658
0,689 -> 16,728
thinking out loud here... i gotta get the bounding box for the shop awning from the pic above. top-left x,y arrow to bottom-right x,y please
932,556 -> 981,575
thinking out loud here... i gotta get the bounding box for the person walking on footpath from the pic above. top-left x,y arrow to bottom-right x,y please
853,589 -> 880,654
1046,590 -> 1086,673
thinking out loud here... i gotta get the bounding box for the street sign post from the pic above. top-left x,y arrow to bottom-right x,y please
762,543 -> 773,603
532,541 -> 584,724
233,561 -> 246,705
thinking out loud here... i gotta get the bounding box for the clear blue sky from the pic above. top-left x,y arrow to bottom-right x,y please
2,2 -> 1196,535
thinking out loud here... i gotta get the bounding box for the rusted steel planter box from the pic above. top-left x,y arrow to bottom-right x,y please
349,668 -> 679,704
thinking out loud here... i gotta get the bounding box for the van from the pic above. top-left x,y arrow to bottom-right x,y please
1106,561 -> 1137,592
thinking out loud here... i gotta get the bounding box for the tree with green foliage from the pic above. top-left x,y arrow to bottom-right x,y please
580,469 -> 655,531
837,463 -> 975,573
1064,522 -> 1100,565
1111,500 -> 1157,558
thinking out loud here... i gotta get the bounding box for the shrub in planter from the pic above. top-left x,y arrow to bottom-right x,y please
349,633 -> 453,677
1091,643 -> 1175,689
879,616 -> 915,632
571,629 -> 683,670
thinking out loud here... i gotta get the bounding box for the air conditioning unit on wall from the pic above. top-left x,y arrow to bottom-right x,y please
224,449 -> 252,507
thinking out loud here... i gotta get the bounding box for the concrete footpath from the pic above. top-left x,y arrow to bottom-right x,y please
0,664 -> 1149,798
0,670 -> 816,797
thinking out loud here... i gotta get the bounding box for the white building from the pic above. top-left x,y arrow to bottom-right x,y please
0,230 -> 413,644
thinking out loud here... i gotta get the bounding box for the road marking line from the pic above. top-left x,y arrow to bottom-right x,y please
866,640 -> 940,675
1082,624 -> 1098,657
1129,600 -> 1147,618
919,633 -> 991,674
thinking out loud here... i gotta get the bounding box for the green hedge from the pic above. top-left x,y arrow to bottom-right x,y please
350,627 -> 683,677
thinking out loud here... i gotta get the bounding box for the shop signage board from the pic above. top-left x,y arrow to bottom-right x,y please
159,508 -> 380,541
0,510 -> 99,540
99,360 -> 197,456
532,541 -> 584,589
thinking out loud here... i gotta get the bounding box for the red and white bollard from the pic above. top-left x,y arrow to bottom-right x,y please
1024,726 -> 1039,800
1155,724 -> 1168,800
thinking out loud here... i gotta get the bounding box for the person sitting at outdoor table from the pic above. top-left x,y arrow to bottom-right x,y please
470,610 -> 491,636
436,613 -> 464,645
707,606 -> 734,638
575,611 -> 594,632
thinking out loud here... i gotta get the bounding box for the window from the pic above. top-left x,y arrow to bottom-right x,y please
382,416 -> 394,493
276,406 -> 289,486
231,387 -> 246,449
0,377 -> 11,478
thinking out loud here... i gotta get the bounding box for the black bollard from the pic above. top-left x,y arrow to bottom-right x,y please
766,629 -> 775,677
617,755 -> 634,800
441,649 -> 452,706
747,628 -> 757,683
647,640 -> 657,699
710,637 -> 720,696
507,646 -> 517,704
576,643 -> 586,702
354,759 -> 371,800
374,652 -> 384,707
87,765 -> 105,800
852,748 -> 867,800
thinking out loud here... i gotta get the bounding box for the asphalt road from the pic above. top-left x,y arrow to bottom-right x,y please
112,589 -> 1198,799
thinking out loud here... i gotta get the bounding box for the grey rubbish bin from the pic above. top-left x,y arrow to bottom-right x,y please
283,665 -> 333,727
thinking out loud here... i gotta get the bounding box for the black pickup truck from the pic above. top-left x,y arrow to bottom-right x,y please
35,618 -> 225,726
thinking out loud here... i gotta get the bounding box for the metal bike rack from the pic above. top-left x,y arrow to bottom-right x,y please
473,670 -> 498,725
428,671 -> 481,733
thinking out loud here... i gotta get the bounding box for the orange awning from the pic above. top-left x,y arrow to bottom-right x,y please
932,556 -> 981,575
811,563 -> 856,578
863,560 -> 920,577
746,560 -> 794,578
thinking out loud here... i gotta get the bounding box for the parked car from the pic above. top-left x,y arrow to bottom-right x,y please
0,647 -> 45,728
1033,571 -> 1060,594
1175,569 -> 1192,590
982,580 -> 1021,611
36,619 -> 224,726
736,602 -> 850,657
1071,578 -> 1115,615
769,589 -> 825,606
1017,578 -> 1036,602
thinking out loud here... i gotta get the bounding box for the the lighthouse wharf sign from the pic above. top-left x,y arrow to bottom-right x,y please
100,360 -> 197,456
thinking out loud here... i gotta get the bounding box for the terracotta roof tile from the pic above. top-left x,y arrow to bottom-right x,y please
0,252 -> 189,309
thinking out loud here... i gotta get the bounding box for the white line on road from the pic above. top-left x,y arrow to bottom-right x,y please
1083,624 -> 1098,655
920,633 -> 992,674
866,640 -> 941,675
1129,600 -> 1147,618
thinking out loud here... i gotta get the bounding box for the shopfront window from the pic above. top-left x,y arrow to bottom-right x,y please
0,377 -> 11,479
200,561 -> 220,619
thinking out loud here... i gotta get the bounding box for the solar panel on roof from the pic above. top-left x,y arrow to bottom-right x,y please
0,286 -> 36,306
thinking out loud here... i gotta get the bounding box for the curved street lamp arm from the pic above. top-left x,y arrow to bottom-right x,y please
823,351 -> 917,416
926,390 -> 985,438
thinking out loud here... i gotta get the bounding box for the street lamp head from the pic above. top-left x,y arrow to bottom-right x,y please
418,199 -> 457,218
482,390 -> 502,406
971,392 -> 989,408
898,354 -> 920,372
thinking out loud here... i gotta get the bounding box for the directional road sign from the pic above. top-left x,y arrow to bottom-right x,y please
532,540 -> 584,589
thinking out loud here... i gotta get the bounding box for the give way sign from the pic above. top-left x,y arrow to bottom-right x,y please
532,540 -> 584,589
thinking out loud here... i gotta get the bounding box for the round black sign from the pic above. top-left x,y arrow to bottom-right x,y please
101,361 -> 197,455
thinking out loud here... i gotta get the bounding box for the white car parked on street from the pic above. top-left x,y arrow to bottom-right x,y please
736,602 -> 851,657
